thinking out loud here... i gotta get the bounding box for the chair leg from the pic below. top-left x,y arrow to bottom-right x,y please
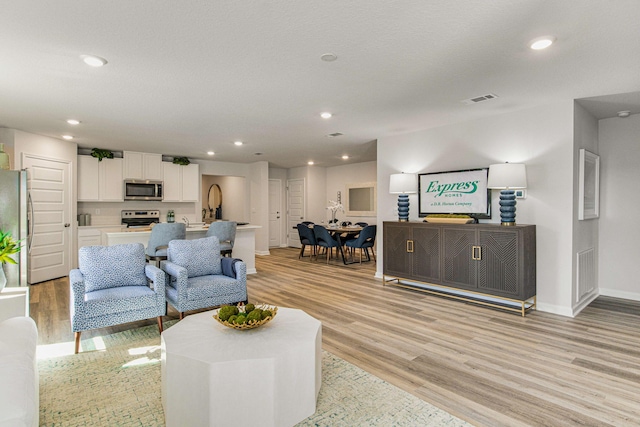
74,331 -> 81,354
179,312 -> 185,320
370,247 -> 376,262
157,316 -> 164,333
299,244 -> 305,259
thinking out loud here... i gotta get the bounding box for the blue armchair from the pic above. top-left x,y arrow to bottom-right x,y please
162,236 -> 247,319
70,243 -> 166,354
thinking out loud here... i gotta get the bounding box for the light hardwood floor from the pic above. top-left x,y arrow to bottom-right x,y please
31,248 -> 640,426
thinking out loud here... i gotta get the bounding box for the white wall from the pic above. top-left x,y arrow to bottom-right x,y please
598,113 -> 640,300
249,161 -> 270,255
571,103 -> 600,311
201,175 -> 247,223
326,161 -> 377,225
197,159 -> 269,255
377,101 -> 576,315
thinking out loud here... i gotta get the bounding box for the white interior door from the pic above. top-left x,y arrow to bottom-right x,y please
22,154 -> 72,284
268,179 -> 282,247
287,178 -> 305,248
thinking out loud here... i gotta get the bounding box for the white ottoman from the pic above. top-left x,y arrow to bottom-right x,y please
162,307 -> 322,427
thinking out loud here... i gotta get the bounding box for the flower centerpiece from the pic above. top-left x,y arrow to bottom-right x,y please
0,229 -> 21,291
326,200 -> 344,227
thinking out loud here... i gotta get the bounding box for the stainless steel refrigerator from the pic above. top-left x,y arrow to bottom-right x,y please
0,170 -> 30,287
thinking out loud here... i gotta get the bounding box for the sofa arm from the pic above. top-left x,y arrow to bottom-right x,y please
221,257 -> 246,280
0,316 -> 38,427
161,260 -> 189,299
145,264 -> 166,296
69,269 -> 86,319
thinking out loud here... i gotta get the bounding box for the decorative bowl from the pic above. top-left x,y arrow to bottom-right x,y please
213,304 -> 278,330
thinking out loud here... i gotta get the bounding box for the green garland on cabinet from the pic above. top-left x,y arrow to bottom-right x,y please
90,148 -> 114,161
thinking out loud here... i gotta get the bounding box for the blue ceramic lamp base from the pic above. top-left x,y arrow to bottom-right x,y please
397,194 -> 410,222
499,190 -> 517,226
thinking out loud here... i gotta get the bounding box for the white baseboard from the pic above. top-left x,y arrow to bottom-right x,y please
256,250 -> 270,256
571,290 -> 599,317
532,302 -> 574,317
599,288 -> 640,301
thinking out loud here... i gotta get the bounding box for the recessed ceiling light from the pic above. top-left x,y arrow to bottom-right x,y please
529,36 -> 556,50
342,155 -> 349,160
320,112 -> 332,119
308,161 -> 314,165
617,110 -> 631,118
234,141 -> 243,146
66,119 -> 80,125
320,53 -> 337,62
207,151 -> 215,155
62,135 -> 74,140
81,54 -> 108,67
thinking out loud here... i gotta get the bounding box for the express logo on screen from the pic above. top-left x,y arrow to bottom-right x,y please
425,180 -> 479,197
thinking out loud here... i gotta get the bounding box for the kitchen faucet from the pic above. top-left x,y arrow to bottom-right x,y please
182,217 -> 189,228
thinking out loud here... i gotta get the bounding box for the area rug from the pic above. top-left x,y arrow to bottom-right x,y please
38,323 -> 470,427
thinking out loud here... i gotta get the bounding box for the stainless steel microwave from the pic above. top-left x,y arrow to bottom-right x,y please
124,180 -> 163,201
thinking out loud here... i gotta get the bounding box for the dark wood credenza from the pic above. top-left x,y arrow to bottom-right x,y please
383,221 -> 536,316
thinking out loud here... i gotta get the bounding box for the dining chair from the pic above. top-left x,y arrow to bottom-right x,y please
301,221 -> 315,226
296,223 -> 317,260
355,222 -> 368,227
345,225 -> 377,264
313,225 -> 342,264
206,221 -> 237,256
146,223 -> 187,266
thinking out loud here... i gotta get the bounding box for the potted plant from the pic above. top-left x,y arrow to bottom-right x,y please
172,156 -> 191,165
0,229 -> 21,291
326,200 -> 344,227
90,148 -> 114,161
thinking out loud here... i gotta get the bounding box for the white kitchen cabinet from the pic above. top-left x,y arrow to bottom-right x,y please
77,155 -> 99,201
78,156 -> 124,201
162,162 -> 199,202
123,151 -> 163,181
78,228 -> 101,249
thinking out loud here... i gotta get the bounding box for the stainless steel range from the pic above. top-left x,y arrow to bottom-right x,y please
121,210 -> 160,228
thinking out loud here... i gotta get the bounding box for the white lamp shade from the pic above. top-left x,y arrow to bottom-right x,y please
389,173 -> 417,194
487,163 -> 527,189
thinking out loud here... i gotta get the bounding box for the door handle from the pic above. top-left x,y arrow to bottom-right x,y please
64,223 -> 71,227
472,245 -> 482,260
27,192 -> 34,253
406,240 -> 414,253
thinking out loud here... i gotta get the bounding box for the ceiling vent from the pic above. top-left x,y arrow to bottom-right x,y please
327,132 -> 343,138
461,93 -> 499,105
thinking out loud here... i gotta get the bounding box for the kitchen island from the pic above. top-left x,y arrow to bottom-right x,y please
104,224 -> 261,274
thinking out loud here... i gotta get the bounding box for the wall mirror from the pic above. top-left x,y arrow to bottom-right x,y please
345,182 -> 376,216
208,184 -> 222,219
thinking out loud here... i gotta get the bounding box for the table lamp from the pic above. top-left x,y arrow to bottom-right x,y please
487,162 -> 527,226
389,173 -> 417,222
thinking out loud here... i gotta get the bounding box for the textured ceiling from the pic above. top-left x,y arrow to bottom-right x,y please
1,1 -> 639,168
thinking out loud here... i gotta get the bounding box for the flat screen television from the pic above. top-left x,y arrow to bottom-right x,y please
418,168 -> 491,219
